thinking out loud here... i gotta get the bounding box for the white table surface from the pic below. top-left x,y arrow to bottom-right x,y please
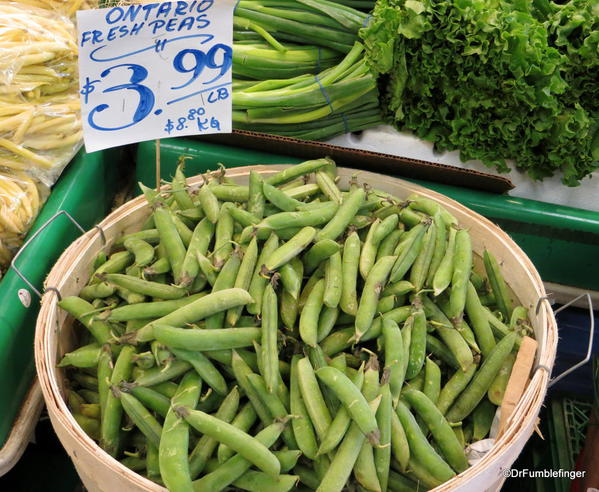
327,125 -> 599,212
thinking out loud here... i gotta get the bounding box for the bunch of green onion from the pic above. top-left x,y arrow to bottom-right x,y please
231,0 -> 383,140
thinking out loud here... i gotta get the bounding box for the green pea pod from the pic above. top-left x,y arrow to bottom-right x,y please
382,316 -> 405,404
179,406 -> 281,477
323,251 -> 342,309
355,255 -> 397,342
171,347 -> 228,395
135,360 -> 191,387
423,357 -> 441,405
217,402 -> 258,464
284,183 -> 321,200
436,363 -> 479,415
426,334 -> 460,370
247,233 -> 279,315
267,159 -> 332,186
432,226 -> 457,296
79,281 -> 116,301
389,223 -> 426,283
263,181 -> 302,211
229,206 -> 260,228
290,355 -> 319,460
191,421 -> 287,492
58,297 -> 112,345
227,238 -> 259,326
359,219 -> 381,280
403,389 -> 469,473
100,345 -> 135,457
390,410 -> 410,472
280,290 -> 298,331
488,351 -> 517,405
375,384 -> 392,492
197,184 -> 220,224
247,374 -> 297,449
209,183 -> 250,202
425,213 -> 447,287
473,398 -> 497,441
107,292 -> 206,321
145,256 -> 170,276
317,306 -> 339,342
261,202 -> 338,230
58,343 -> 101,368
265,226 -> 316,271
446,332 -> 517,423
395,401 -> 456,483
189,386 -> 240,478
103,273 -> 186,300
299,278 -> 325,346
409,219 -> 437,292
405,299 -> 427,380
233,471 -> 298,492
316,398 -> 381,492
154,325 -> 260,351
446,229 -> 473,328
421,296 -> 474,372
465,282 -> 496,357
123,238 -> 155,267
213,202 -> 235,268
317,187 -> 365,241
122,384 -> 170,417
353,440 -> 382,492
177,206 -> 204,222
408,195 -> 457,227
316,366 -> 379,444
303,240 -> 341,278
154,205 -> 187,283
97,345 -> 112,420
382,280 -> 414,298
377,228 -> 403,262
315,170 -> 342,203
133,288 -> 253,343
159,371 -> 202,492
261,282 -> 280,393
117,388 -> 163,448
90,251 -> 133,284
317,367 -> 364,456
296,357 -> 332,441
180,218 -> 215,287
171,162 -> 194,209
114,229 -> 160,248
231,351 -> 273,426
279,257 -> 303,299
483,249 -> 513,321
248,170 -> 266,219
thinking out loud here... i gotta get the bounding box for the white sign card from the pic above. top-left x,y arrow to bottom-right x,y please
77,0 -> 235,153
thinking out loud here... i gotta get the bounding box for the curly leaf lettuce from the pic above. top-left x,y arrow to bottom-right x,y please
360,0 -> 599,185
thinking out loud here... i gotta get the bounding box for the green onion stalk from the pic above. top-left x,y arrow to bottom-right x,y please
231,1 -> 383,140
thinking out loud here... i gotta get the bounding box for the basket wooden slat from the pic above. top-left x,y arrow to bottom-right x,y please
35,165 -> 557,492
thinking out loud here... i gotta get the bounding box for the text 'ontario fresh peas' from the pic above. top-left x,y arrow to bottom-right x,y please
77,0 -> 235,152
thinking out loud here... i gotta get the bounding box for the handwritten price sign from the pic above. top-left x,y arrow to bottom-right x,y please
77,0 -> 235,152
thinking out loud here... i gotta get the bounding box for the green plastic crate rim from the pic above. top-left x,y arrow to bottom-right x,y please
135,138 -> 599,292
0,148 -> 120,448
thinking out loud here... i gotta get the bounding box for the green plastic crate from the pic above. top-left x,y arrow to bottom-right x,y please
135,138 -> 599,291
0,148 -> 120,447
545,396 -> 592,492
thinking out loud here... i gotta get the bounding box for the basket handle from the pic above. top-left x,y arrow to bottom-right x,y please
9,210 -> 92,303
545,293 -> 595,388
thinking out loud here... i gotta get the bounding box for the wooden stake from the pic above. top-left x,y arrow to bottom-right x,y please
155,138 -> 161,192
497,336 -> 538,437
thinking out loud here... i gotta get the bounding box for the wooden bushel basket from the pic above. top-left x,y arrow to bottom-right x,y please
35,165 -> 557,492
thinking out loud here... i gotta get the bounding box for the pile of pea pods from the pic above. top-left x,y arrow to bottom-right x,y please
58,158 -> 535,492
